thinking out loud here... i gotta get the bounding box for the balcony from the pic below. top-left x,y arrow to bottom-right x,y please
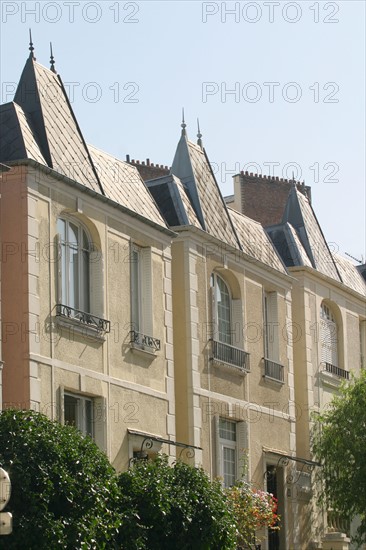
327,509 -> 350,536
56,304 -> 110,333
324,363 -> 349,380
263,358 -> 285,383
130,330 -> 161,352
211,340 -> 250,372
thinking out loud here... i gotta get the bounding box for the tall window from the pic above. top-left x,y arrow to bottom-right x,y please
215,417 -> 248,487
219,419 -> 237,487
212,273 -> 232,344
263,291 -> 279,361
130,244 -> 154,344
64,393 -> 93,437
57,218 -> 90,312
320,302 -> 338,367
131,245 -> 142,332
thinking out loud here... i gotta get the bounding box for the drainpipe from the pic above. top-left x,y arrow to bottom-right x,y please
0,362 -> 3,410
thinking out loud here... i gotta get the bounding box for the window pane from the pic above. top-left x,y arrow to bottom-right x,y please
64,394 -> 78,427
68,222 -> 79,246
223,446 -> 236,487
57,218 -> 66,240
69,245 -> 79,309
82,249 -> 90,312
60,243 -> 67,304
219,419 -> 236,441
216,276 -> 231,344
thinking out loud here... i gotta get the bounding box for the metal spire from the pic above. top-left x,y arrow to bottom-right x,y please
197,118 -> 203,148
181,108 -> 187,136
29,29 -> 35,59
50,42 -> 56,73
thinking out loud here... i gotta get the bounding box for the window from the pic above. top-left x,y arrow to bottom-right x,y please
56,217 -> 109,333
57,218 -> 90,312
130,244 -> 157,350
64,392 -> 93,437
263,292 -> 284,382
320,302 -> 338,368
212,273 -> 232,344
210,273 -> 249,371
215,417 -> 247,487
58,387 -> 107,450
263,291 -> 279,361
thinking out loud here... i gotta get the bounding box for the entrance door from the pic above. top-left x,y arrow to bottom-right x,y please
266,465 -> 285,550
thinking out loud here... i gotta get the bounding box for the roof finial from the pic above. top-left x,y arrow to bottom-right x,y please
197,118 -> 203,148
181,107 -> 187,136
291,171 -> 297,187
50,42 -> 56,73
29,28 -> 35,59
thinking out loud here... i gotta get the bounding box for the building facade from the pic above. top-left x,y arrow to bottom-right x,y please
1,47 -> 365,550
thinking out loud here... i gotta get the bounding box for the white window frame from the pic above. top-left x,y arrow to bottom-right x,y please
214,417 -> 248,487
58,387 -> 107,451
57,217 -> 91,313
64,392 -> 94,438
219,418 -> 237,487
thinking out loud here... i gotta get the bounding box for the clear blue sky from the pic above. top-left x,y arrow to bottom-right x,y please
1,1 -> 365,261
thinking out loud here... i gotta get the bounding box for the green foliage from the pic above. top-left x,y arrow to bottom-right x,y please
0,408 -> 121,549
313,370 -> 366,545
116,454 -> 237,550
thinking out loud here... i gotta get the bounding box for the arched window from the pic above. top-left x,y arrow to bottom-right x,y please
320,302 -> 338,367
57,217 -> 91,312
212,273 -> 232,344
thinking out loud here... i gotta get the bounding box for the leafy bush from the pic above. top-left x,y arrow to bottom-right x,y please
0,409 -> 120,549
116,454 -> 237,550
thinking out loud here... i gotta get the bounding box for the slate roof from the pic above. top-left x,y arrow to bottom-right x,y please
281,186 -> 341,281
333,254 -> 366,297
147,174 -> 201,228
266,222 -> 313,268
0,55 -> 167,229
266,186 -> 366,296
170,132 -> 241,249
13,56 -> 102,193
229,208 -> 287,274
0,102 -> 46,164
89,144 -> 165,226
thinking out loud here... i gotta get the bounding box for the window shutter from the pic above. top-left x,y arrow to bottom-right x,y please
56,233 -> 62,304
93,396 -> 107,453
236,421 -> 248,481
57,386 -> 65,424
210,279 -> 216,340
231,299 -> 243,349
320,319 -> 338,366
90,248 -> 104,317
213,415 -> 222,479
265,292 -> 279,361
141,247 -> 153,336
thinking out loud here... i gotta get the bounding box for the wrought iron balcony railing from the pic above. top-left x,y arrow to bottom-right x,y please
130,330 -> 161,352
56,304 -> 110,333
324,362 -> 349,380
211,340 -> 250,372
264,358 -> 285,383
